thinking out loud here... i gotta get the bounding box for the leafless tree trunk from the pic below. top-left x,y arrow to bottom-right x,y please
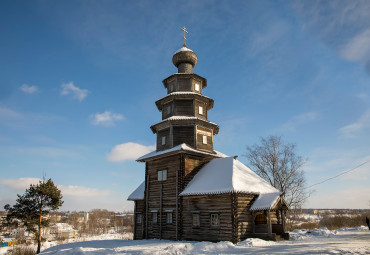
246,135 -> 308,208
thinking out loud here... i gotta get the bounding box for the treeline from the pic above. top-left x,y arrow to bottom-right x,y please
63,209 -> 134,237
287,211 -> 370,231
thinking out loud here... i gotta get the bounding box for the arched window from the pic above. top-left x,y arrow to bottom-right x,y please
255,213 -> 267,225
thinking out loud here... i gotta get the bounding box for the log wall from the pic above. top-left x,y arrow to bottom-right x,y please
182,194 -> 233,242
173,126 -> 194,147
134,200 -> 145,239
145,155 -> 181,240
174,99 -> 193,116
156,128 -> 171,151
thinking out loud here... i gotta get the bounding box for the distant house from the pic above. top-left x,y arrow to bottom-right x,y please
128,42 -> 289,242
308,209 -> 318,215
61,230 -> 77,239
0,237 -> 17,247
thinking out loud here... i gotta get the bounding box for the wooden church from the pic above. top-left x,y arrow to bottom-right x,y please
128,34 -> 289,243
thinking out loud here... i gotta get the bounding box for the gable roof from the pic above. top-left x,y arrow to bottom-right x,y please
249,192 -> 282,211
179,157 -> 279,196
136,143 -> 227,162
127,181 -> 145,201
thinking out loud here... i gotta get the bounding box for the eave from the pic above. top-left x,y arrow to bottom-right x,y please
150,116 -> 219,134
162,73 -> 207,89
155,92 -> 214,111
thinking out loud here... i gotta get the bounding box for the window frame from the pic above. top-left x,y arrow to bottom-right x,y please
210,214 -> 220,227
152,211 -> 158,224
157,169 -> 167,181
192,213 -> 200,227
194,83 -> 200,92
166,212 -> 173,224
136,213 -> 142,224
202,135 -> 208,144
199,106 -> 203,115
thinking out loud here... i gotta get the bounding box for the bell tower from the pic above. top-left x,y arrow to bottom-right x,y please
150,29 -> 219,153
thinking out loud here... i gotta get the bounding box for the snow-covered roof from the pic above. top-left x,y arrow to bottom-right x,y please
180,157 -> 279,196
157,92 -> 211,101
127,181 -> 145,201
175,47 -> 193,54
137,143 -> 227,162
151,116 -> 218,128
249,192 -> 282,211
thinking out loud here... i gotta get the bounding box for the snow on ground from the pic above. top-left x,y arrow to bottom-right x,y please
32,226 -> 370,255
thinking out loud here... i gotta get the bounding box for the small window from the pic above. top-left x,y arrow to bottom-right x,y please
255,213 -> 267,224
166,212 -> 173,224
192,214 -> 200,226
167,105 -> 171,114
152,212 -> 158,224
202,135 -> 207,144
211,214 -> 219,226
169,84 -> 173,92
158,170 -> 167,181
195,83 -> 200,91
136,213 -> 142,224
161,136 -> 166,145
199,106 -> 203,115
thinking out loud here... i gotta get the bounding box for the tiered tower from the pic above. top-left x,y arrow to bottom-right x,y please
150,43 -> 219,153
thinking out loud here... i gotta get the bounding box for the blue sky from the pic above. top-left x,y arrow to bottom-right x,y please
1,0 -> 370,211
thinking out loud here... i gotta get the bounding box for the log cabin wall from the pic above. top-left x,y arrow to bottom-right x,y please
156,128 -> 171,151
177,78 -> 192,91
191,78 -> 203,94
174,99 -> 193,116
194,100 -> 207,119
182,194 -> 233,242
235,194 -> 256,242
146,155 -> 181,239
162,101 -> 174,119
134,200 -> 145,239
196,126 -> 213,152
172,126 -> 195,147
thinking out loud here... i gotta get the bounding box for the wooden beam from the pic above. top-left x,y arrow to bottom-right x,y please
267,210 -> 272,235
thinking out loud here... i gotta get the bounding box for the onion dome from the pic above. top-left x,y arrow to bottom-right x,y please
172,45 -> 198,73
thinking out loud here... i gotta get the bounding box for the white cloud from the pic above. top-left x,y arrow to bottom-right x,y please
61,82 -> 89,101
91,111 -> 124,126
107,142 -> 155,162
20,84 -> 38,94
0,107 -> 22,119
339,109 -> 370,137
340,29 -> 370,62
279,111 -> 319,131
59,185 -> 111,197
0,177 -> 41,190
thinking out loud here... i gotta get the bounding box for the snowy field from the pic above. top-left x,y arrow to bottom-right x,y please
36,226 -> 369,255
2,227 -> 369,254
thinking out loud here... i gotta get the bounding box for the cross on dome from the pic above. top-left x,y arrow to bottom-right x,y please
181,26 -> 188,46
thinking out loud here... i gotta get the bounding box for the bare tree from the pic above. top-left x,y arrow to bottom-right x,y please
246,135 -> 308,208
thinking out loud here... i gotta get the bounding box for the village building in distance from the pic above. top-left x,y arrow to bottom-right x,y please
128,33 -> 289,242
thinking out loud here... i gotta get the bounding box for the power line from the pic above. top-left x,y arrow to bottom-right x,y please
306,159 -> 370,189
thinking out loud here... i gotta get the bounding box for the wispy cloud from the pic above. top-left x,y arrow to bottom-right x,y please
20,84 -> 38,94
59,185 -> 111,197
340,29 -> 370,62
0,107 -> 22,119
279,111 -> 319,132
90,111 -> 124,126
107,142 -> 155,162
293,1 -> 370,74
61,82 -> 89,101
0,177 -> 111,199
0,177 -> 41,190
339,109 -> 370,138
